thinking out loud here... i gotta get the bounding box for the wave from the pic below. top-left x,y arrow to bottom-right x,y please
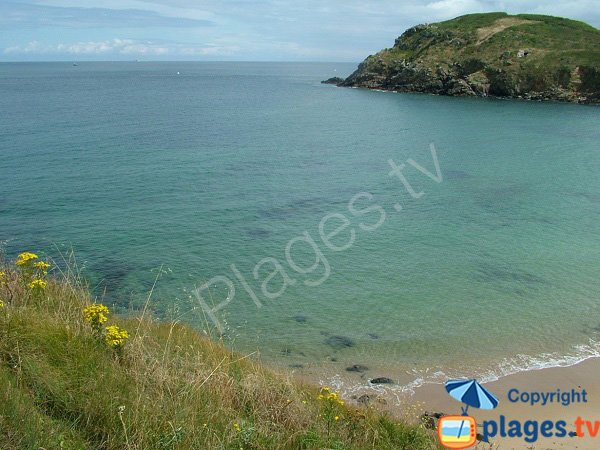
318,339 -> 600,405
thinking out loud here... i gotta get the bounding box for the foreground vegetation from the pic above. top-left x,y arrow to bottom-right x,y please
0,252 -> 439,449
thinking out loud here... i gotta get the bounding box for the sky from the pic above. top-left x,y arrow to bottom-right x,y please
1,0 -> 599,61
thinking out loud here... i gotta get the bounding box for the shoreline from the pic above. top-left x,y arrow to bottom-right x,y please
293,355 -> 600,449
290,339 -> 600,399
395,357 -> 600,449
333,83 -> 600,106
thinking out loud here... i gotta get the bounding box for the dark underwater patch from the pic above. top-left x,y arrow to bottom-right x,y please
324,335 -> 355,350
90,258 -> 136,300
473,183 -> 529,213
472,263 -> 544,286
246,228 -> 272,239
292,314 -> 308,324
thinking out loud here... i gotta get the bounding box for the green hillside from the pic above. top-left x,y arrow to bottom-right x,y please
338,13 -> 600,103
0,252 -> 439,449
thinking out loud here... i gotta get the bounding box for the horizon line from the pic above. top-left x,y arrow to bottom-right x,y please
0,60 -> 360,64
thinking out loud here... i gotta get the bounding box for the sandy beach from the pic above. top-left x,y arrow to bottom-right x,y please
409,357 -> 600,449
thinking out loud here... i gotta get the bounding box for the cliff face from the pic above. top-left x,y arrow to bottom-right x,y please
337,13 -> 600,104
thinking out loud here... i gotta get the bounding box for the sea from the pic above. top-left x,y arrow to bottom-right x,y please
1,61 -> 599,400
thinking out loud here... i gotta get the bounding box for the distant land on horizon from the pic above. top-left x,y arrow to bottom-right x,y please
325,12 -> 600,104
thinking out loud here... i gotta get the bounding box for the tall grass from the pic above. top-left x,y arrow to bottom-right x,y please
0,253 -> 439,449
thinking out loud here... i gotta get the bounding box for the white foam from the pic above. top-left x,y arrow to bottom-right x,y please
317,339 -> 600,406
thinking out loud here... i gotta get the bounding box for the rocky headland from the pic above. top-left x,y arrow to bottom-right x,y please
325,13 -> 600,104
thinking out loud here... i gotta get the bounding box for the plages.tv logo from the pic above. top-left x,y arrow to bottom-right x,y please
437,379 -> 499,449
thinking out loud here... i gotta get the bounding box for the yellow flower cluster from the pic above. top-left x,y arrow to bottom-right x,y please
82,304 -> 130,352
15,252 -> 51,290
0,299 -> 4,309
104,325 -> 129,349
233,423 -> 241,432
83,304 -> 110,326
28,279 -> 47,290
33,261 -> 50,274
317,387 -> 345,406
16,252 -> 38,266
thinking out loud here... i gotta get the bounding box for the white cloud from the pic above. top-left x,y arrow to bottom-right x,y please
2,0 -> 599,61
2,38 -> 236,56
25,0 -> 214,18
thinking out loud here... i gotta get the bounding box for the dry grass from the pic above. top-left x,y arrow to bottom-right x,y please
476,17 -> 538,44
0,253 -> 440,449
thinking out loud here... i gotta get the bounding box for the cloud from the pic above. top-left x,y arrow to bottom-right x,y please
0,1 -> 214,29
3,38 -> 236,56
1,0 -> 598,61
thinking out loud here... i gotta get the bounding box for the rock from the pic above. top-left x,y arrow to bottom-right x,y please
420,415 -> 435,429
367,333 -> 380,339
446,78 -> 476,96
324,335 -> 355,349
321,77 -> 345,85
292,314 -> 308,323
357,394 -> 372,405
346,364 -> 368,373
370,377 -> 394,384
420,411 -> 447,429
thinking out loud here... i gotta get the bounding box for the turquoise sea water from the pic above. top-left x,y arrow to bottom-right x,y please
1,62 -> 599,395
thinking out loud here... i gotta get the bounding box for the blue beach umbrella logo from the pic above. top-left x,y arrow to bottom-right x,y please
438,379 -> 499,447
445,379 -> 499,415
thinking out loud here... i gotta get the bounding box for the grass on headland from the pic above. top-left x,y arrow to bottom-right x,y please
0,252 -> 440,449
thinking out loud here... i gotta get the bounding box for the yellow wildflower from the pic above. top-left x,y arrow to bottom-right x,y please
233,423 -> 241,432
104,325 -> 129,349
334,416 -> 340,421
0,299 -> 4,309
34,261 -> 50,273
83,304 -> 109,326
317,387 -> 345,406
28,279 -> 47,290
16,252 -> 38,266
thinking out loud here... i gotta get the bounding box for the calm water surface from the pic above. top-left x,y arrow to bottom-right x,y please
1,62 -> 599,395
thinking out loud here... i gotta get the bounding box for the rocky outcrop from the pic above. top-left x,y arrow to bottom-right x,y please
321,77 -> 345,85
369,377 -> 394,384
346,364 -> 369,373
332,13 -> 600,104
